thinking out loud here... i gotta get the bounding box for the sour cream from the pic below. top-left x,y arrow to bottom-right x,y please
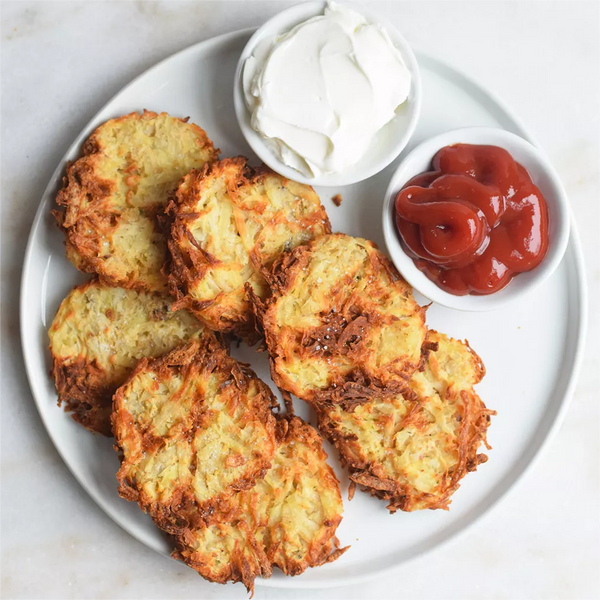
243,1 -> 412,178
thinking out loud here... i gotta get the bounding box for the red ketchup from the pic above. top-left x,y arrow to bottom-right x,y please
394,144 -> 549,295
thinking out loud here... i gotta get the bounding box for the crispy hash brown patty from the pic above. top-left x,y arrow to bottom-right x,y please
318,331 -> 495,512
48,279 -> 204,435
251,234 -> 428,404
54,110 -> 218,292
112,337 -> 277,533
173,416 -> 347,592
166,157 -> 331,341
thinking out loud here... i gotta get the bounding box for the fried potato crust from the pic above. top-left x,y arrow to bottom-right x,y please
318,331 -> 495,511
166,157 -> 331,342
48,279 -> 204,435
251,233 -> 428,405
173,416 -> 347,593
112,337 -> 277,533
54,110 -> 218,291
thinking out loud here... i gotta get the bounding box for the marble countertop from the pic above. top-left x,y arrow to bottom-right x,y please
1,2 -> 598,599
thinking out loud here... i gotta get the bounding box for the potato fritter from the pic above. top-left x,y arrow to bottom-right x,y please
54,110 -> 218,292
166,156 -> 331,342
48,279 -> 204,436
113,337 -> 277,533
251,233 -> 428,405
318,331 -> 495,512
173,416 -> 347,593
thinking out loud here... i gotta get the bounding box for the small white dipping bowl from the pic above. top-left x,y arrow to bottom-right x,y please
382,127 -> 571,311
233,0 -> 421,187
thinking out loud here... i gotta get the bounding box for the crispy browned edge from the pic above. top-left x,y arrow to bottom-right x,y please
52,109 -> 219,290
317,331 -> 496,512
50,278 -> 119,436
171,415 -> 348,594
174,518 -> 268,595
164,156 -> 332,344
247,233 -> 429,407
112,334 -> 278,534
53,352 -> 114,436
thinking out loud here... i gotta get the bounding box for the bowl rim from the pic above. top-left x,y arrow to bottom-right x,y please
233,0 -> 422,187
382,126 -> 571,311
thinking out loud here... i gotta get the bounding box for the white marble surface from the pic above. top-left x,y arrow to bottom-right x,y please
1,2 -> 599,599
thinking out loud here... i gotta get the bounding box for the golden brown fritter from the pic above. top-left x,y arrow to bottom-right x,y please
250,233 -> 428,405
54,110 -> 218,292
173,416 -> 347,593
48,279 -> 204,436
318,331 -> 495,512
112,336 -> 277,533
166,156 -> 331,342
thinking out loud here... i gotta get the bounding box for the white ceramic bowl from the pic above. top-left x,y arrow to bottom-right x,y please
382,127 -> 571,311
233,0 -> 422,187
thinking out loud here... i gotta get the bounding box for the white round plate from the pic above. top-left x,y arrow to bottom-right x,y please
21,29 -> 587,589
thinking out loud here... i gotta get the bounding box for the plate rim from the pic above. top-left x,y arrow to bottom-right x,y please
19,27 -> 589,590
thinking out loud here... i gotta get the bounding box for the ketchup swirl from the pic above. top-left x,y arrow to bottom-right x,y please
395,144 -> 549,295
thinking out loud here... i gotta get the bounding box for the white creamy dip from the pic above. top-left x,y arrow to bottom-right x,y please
243,1 -> 412,178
